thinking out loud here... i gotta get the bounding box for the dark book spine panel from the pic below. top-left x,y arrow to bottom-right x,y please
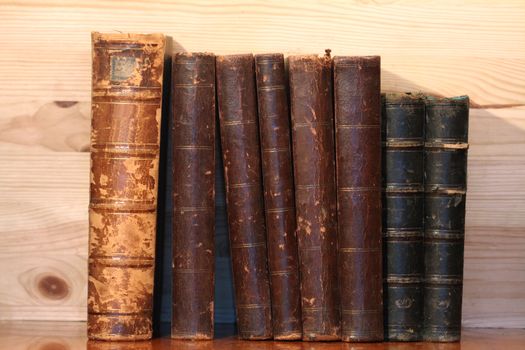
216,54 -> 273,340
423,96 -> 469,342
255,53 -> 302,340
171,52 -> 216,340
88,33 -> 166,341
289,53 -> 340,341
333,56 -> 383,342
382,94 -> 425,341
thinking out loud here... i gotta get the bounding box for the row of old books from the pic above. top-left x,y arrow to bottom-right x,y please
88,33 -> 468,343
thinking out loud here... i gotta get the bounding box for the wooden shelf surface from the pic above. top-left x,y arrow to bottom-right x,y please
1,321 -> 525,350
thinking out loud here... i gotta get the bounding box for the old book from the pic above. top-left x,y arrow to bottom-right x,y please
255,53 -> 302,340
333,56 -> 383,342
423,96 -> 469,342
171,52 -> 216,340
88,32 -> 166,340
216,54 -> 273,340
288,52 -> 340,341
382,93 -> 425,341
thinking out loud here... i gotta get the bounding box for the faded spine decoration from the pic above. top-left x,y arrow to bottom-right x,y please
333,56 -> 383,342
382,93 -> 425,341
289,53 -> 340,341
255,53 -> 303,340
171,53 -> 216,340
216,54 -> 273,340
88,33 -> 166,340
423,96 -> 469,342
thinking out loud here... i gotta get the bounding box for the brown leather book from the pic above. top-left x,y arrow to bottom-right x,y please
88,32 -> 166,341
288,52 -> 340,341
216,54 -> 272,340
333,56 -> 383,342
171,52 -> 216,340
254,53 -> 302,340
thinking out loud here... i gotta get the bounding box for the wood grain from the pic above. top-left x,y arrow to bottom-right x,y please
0,101 -> 90,152
0,1 -> 524,105
2,321 -> 525,350
0,0 -> 523,328
0,152 -> 88,321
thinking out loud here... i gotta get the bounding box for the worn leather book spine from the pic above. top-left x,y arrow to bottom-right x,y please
255,53 -> 302,340
88,32 -> 166,341
171,52 -> 216,340
382,93 -> 425,341
333,56 -> 383,342
288,53 -> 340,341
423,96 -> 469,342
216,54 -> 273,340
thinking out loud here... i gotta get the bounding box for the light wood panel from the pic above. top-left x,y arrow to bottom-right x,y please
0,0 -> 523,328
1,0 -> 524,105
0,152 -> 89,321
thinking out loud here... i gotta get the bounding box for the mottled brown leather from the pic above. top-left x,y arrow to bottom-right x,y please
216,54 -> 272,340
171,52 -> 216,340
333,56 -> 383,342
255,53 -> 302,340
288,53 -> 340,341
89,32 -> 166,341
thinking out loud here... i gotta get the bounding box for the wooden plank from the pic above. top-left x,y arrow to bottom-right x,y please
0,101 -> 90,152
2,321 -> 525,349
463,227 -> 525,328
0,152 -> 88,321
1,0 -> 524,105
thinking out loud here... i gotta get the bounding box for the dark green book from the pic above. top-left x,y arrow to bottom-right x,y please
382,93 -> 425,341
423,96 -> 469,342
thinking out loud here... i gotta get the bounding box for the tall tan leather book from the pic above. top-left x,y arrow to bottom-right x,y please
88,32 -> 166,341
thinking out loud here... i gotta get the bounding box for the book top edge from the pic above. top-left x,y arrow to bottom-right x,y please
174,52 -> 215,58
255,53 -> 284,60
333,55 -> 381,62
216,53 -> 254,59
92,32 -> 165,45
383,92 -> 426,104
425,95 -> 469,106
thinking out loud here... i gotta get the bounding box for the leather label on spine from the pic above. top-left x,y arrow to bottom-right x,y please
110,56 -> 137,81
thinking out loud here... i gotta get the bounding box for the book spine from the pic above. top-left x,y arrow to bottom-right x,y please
216,54 -> 273,340
382,94 -> 425,341
423,96 -> 469,342
88,32 -> 166,341
289,54 -> 340,341
255,53 -> 302,340
333,56 -> 383,342
171,53 -> 216,340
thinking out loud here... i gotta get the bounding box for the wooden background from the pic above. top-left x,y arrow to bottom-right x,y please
0,0 -> 524,328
